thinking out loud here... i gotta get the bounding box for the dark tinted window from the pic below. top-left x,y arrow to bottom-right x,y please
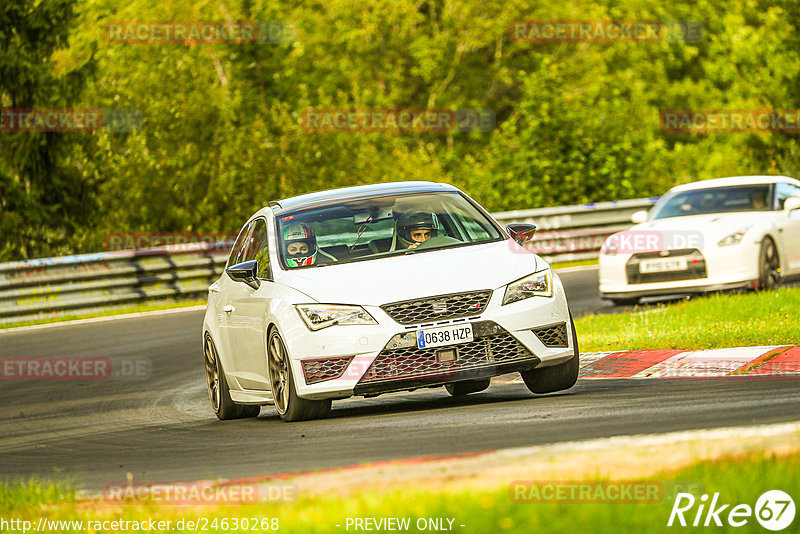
227,221 -> 253,267
653,185 -> 772,219
243,218 -> 271,278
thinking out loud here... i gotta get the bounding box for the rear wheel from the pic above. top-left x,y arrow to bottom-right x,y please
267,328 -> 331,422
204,335 -> 260,420
757,237 -> 780,291
521,316 -> 579,394
445,378 -> 491,396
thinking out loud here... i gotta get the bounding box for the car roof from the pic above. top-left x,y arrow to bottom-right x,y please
269,181 -> 459,213
668,175 -> 800,193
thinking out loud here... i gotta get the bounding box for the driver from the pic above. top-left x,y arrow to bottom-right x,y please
397,211 -> 439,249
283,223 -> 317,267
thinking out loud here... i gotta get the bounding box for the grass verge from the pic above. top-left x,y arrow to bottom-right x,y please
576,286 -> 800,351
0,300 -> 206,330
549,257 -> 599,269
1,453 -> 796,533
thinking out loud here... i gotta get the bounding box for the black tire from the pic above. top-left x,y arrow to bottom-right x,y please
610,297 -> 639,306
267,328 -> 331,422
204,334 -> 260,420
445,378 -> 491,396
757,237 -> 780,291
520,315 -> 580,394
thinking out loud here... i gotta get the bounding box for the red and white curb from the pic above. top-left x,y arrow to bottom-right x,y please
576,345 -> 800,378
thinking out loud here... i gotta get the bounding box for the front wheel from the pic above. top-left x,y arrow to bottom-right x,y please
757,237 -> 780,291
520,316 -> 579,394
445,378 -> 491,396
267,328 -> 331,422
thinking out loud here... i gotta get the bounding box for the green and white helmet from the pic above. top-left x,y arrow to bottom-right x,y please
283,223 -> 317,267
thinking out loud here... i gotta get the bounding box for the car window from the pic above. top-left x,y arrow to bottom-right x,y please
243,218 -> 271,278
652,184 -> 772,219
276,191 -> 503,269
227,221 -> 253,267
774,182 -> 800,210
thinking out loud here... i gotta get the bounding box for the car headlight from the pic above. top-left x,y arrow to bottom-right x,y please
295,304 -> 378,331
717,226 -> 752,247
600,237 -> 618,255
502,269 -> 553,305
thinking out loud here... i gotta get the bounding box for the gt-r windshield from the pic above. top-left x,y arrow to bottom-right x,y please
275,191 -> 504,268
651,184 -> 773,220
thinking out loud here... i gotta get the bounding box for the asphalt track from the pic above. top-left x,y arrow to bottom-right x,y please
1,267 -> 799,490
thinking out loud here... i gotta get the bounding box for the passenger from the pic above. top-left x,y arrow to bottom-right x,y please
283,223 -> 318,267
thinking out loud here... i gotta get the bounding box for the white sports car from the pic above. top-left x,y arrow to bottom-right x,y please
203,182 -> 579,422
599,175 -> 800,305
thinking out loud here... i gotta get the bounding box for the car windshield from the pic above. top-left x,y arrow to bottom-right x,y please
275,191 -> 503,268
651,184 -> 773,220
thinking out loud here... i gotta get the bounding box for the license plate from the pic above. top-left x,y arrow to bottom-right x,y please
639,258 -> 689,273
417,324 -> 474,349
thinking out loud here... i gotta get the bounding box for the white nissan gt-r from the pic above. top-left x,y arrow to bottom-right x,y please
599,175 -> 800,305
203,182 -> 580,422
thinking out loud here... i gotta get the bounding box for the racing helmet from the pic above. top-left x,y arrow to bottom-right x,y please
283,223 -> 317,267
397,211 -> 439,244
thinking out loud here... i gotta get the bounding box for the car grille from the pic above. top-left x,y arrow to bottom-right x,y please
380,290 -> 492,325
625,249 -> 707,284
301,356 -> 353,384
533,323 -> 568,348
360,326 -> 532,384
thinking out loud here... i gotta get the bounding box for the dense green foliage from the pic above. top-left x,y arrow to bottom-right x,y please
3,0 -> 800,260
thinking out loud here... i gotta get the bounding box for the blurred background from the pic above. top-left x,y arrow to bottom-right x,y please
2,0 -> 799,261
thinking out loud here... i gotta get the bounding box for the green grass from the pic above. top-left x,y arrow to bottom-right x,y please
549,257 -> 599,269
0,299 -> 206,330
2,453 -> 797,533
576,286 -> 800,351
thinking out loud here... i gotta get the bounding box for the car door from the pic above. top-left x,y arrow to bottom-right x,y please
774,182 -> 800,273
221,216 -> 273,391
215,219 -> 253,369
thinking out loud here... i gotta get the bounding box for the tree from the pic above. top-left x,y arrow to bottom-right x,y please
0,0 -> 97,260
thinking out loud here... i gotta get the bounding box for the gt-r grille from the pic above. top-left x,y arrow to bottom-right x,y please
301,356 -> 353,385
380,290 -> 492,325
533,323 -> 569,348
626,249 -> 707,284
360,332 -> 532,384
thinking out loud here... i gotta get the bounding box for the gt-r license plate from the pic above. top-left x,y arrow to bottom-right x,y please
417,324 -> 474,349
639,258 -> 689,273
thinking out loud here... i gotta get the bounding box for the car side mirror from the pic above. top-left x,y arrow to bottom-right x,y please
784,197 -> 800,213
226,260 -> 260,289
631,210 -> 649,224
506,223 -> 537,245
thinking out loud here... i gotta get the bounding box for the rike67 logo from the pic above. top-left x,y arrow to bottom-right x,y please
668,490 -> 795,531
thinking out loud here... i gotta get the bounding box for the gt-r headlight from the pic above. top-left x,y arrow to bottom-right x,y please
718,226 -> 753,247
295,304 -> 378,331
502,269 -> 553,305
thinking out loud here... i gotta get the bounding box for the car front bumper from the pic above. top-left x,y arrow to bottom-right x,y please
598,241 -> 761,299
282,275 -> 575,400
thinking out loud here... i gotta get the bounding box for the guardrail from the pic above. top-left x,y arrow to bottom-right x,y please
0,197 -> 658,324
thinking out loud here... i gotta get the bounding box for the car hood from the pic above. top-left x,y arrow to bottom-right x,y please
618,212 -> 771,250
276,239 -> 542,305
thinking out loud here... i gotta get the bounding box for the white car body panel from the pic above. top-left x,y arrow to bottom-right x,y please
599,176 -> 800,300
